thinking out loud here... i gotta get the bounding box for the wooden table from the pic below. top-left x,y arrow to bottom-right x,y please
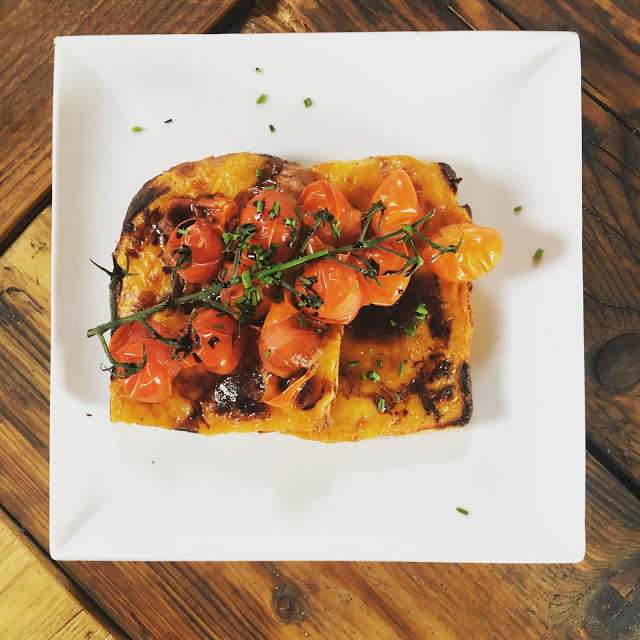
1,1 -> 638,638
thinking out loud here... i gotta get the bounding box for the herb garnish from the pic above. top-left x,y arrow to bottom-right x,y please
131,126 -> 143,132
269,124 -> 275,133
533,248 -> 544,261
256,94 -> 267,104
303,98 -> 312,108
456,507 -> 469,516
514,205 -> 522,212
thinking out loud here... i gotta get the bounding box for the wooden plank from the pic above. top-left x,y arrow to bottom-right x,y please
0,506 -> 124,640
0,0 -> 245,252
0,211 -> 638,636
232,0 -> 640,485
462,0 -> 640,131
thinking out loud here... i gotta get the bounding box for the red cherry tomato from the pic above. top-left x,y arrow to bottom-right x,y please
192,195 -> 239,235
164,218 -> 224,284
295,257 -> 363,324
370,169 -> 424,237
239,190 -> 299,264
424,223 -> 503,282
259,295 -> 322,378
354,241 -> 411,306
109,321 -> 182,404
219,261 -> 274,320
300,180 -> 362,253
181,310 -> 244,374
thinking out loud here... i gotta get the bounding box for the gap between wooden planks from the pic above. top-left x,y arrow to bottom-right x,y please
0,504 -> 126,640
0,207 -> 639,638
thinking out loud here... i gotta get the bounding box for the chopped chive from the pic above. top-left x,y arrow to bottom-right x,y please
348,360 -> 360,367
389,319 -> 396,326
456,507 -> 469,516
264,349 -> 271,358
533,248 -> 544,261
398,360 -> 407,376
256,94 -> 267,104
164,118 -> 173,124
403,322 -> 417,338
262,186 -> 276,191
377,397 -> 386,412
303,97 -> 312,108
212,324 -> 225,329
369,348 -> 374,355
255,67 -> 262,73
354,282 -> 359,290
376,359 -> 383,368
177,228 -> 189,236
294,206 -> 302,220
360,372 -> 367,380
131,126 -> 143,132
297,315 -> 309,327
368,370 -> 380,382
268,200 -> 281,219
415,303 -> 428,315
241,270 -> 252,289
269,124 -> 275,133
514,205 -> 522,212
256,199 -> 264,213
299,276 -> 312,286
395,392 -> 402,402
256,168 -> 262,177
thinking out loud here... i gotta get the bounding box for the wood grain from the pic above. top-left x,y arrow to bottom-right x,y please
232,0 -> 640,487
0,0 -> 246,252
0,208 -> 638,639
0,506 -> 124,640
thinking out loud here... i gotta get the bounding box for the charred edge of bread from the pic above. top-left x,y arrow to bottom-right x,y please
438,162 -> 462,194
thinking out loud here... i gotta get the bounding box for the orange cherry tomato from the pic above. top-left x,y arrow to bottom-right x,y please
425,223 -> 503,282
259,295 -> 322,378
181,310 -> 244,374
192,195 -> 239,235
295,257 -> 363,324
109,321 -> 182,404
354,241 -> 411,306
239,190 -> 299,264
300,180 -> 361,253
370,169 -> 424,237
164,218 -> 224,284
219,261 -> 274,320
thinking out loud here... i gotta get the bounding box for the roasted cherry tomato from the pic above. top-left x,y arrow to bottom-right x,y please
300,180 -> 361,253
239,190 -> 299,264
164,218 -> 224,284
295,257 -> 363,324
424,223 -> 503,282
219,261 -> 274,320
354,241 -> 411,307
181,310 -> 244,374
370,169 -> 424,237
109,321 -> 182,404
259,295 -> 322,378
192,195 -> 239,235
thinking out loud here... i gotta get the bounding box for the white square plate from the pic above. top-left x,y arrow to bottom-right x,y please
51,32 -> 583,562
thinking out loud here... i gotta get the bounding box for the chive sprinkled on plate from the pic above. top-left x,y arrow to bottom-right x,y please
177,228 -> 189,236
269,124 -> 276,133
360,372 -> 367,381
303,97 -> 312,108
456,507 -> 469,515
269,201 -> 281,218
264,349 -> 271,358
256,168 -> 262,177
212,324 -> 225,329
131,126 -> 143,132
241,270 -> 252,289
533,248 -> 544,261
398,359 -> 408,376
255,67 -> 262,73
389,319 -> 396,327
377,397 -> 386,412
349,360 -> 360,367
368,370 -> 380,382
514,205 -> 522,212
256,94 -> 267,104
263,186 -> 276,191
164,118 -> 173,124
369,348 -> 374,355
376,359 -> 383,368
395,392 -> 402,402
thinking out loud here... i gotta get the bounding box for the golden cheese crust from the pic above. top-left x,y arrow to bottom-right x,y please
110,153 -> 473,442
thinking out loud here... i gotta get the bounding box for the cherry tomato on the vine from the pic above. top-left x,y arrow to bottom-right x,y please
109,321 -> 182,404
192,195 -> 239,235
354,241 -> 411,307
181,310 -> 244,374
239,190 -> 299,264
295,256 -> 363,325
300,180 -> 361,253
259,295 -> 323,378
164,218 -> 224,284
370,169 -> 424,237
424,223 -> 503,282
